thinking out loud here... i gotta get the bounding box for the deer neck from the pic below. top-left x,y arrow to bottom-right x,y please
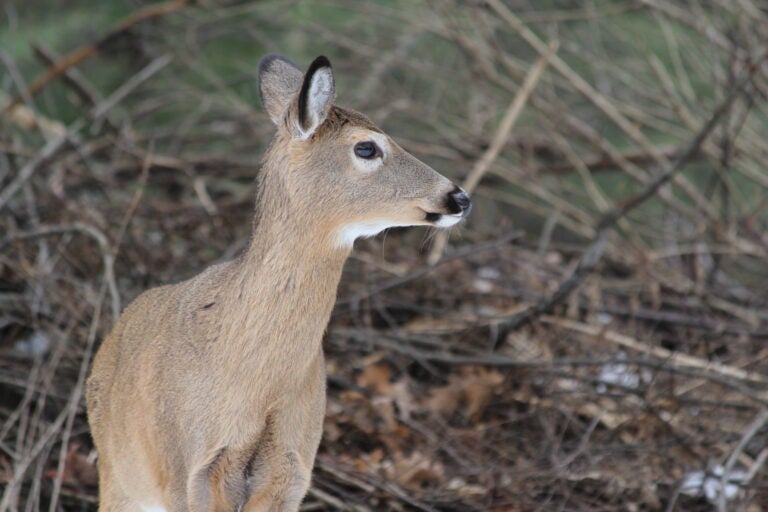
221,159 -> 350,387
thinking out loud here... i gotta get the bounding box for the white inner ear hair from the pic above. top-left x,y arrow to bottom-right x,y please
295,67 -> 333,141
308,68 -> 333,121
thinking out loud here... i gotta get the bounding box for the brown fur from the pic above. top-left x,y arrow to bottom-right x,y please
86,55 -> 466,511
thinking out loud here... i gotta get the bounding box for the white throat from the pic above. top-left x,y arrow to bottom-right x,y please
335,219 -> 416,248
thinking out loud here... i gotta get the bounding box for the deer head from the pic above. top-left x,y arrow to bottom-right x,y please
257,54 -> 471,249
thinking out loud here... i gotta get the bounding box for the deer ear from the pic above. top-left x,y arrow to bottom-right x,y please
288,56 -> 335,140
258,54 -> 304,125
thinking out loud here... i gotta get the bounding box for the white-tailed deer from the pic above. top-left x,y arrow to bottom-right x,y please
86,54 -> 471,511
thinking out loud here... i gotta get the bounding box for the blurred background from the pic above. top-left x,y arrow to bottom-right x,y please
2,1 -> 768,510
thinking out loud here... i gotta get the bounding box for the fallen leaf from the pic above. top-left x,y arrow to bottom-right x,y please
357,363 -> 392,395
425,366 -> 505,422
388,450 -> 444,488
425,384 -> 459,417
389,379 -> 417,421
463,367 -> 504,422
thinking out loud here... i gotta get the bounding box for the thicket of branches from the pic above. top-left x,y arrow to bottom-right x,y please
1,1 -> 768,510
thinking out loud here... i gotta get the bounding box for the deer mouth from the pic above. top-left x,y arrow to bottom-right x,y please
423,187 -> 472,227
422,187 -> 472,227
423,210 -> 465,228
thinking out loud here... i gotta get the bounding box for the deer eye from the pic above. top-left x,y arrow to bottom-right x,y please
354,141 -> 380,159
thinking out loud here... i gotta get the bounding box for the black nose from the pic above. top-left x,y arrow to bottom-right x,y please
447,189 -> 472,217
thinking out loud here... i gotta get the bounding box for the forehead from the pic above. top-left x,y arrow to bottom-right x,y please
316,106 -> 383,140
333,106 -> 381,131
339,108 -> 390,149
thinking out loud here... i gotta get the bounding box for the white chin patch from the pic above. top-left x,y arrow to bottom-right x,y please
335,214 -> 463,248
434,213 -> 463,228
336,220 -> 417,248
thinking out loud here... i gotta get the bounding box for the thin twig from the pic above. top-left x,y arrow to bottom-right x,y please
47,284 -> 106,511
0,55 -> 171,215
339,229 -> 521,306
494,50 -> 766,347
0,53 -> 65,139
2,0 -> 187,113
0,402 -> 69,510
717,408 -> 768,512
332,330 -> 768,407
488,0 -> 722,219
91,55 -> 171,122
427,41 -> 557,264
31,43 -> 101,108
306,488 -> 371,512
539,316 -> 768,385
0,118 -> 80,213
2,223 -> 121,321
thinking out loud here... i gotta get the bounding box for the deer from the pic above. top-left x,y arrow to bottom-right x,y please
86,54 -> 471,512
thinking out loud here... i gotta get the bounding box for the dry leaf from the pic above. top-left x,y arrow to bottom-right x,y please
388,450 -> 444,488
389,379 -> 417,421
356,362 -> 418,430
502,329 -> 551,361
462,368 -> 503,421
425,384 -> 460,417
446,477 -> 489,497
426,366 -> 504,422
463,381 -> 495,422
372,395 -> 398,432
357,363 -> 392,395
354,448 -> 385,472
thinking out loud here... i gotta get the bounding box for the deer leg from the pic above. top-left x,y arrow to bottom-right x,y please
242,451 -> 310,512
187,445 -> 252,512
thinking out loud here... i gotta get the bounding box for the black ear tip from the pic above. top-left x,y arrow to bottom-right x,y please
315,55 -> 331,67
259,54 -> 296,75
307,55 -> 332,73
258,54 -> 281,74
